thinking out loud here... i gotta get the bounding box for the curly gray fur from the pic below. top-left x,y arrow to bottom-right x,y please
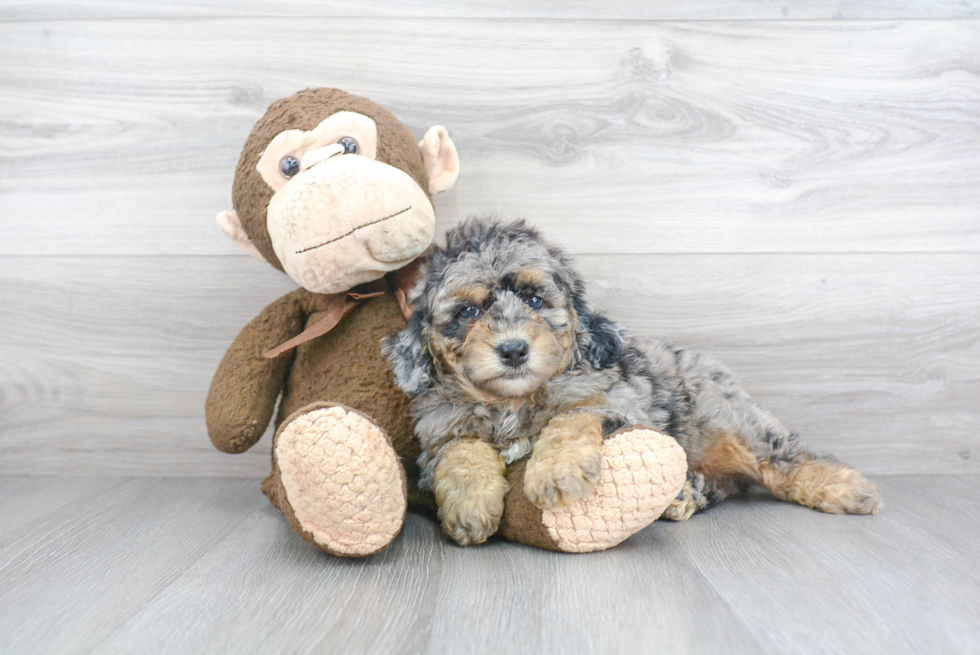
385,217 -> 882,516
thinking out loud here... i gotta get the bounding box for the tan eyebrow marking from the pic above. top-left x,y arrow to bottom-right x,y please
456,285 -> 490,307
516,268 -> 548,288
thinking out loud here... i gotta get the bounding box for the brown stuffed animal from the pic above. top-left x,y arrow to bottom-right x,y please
207,88 -> 687,556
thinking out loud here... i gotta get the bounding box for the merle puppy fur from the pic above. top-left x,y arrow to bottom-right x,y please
386,217 -> 882,545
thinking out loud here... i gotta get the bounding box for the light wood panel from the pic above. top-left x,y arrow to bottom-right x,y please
872,475 -> 980,585
75,499 -> 763,655
1,475 -> 977,654
1,19 -> 978,256
0,256 -> 297,477
1,253 -> 976,477
426,523 -> 760,654
0,478 -> 265,653
665,477 -> 980,654
0,476 -> 123,533
2,0 -> 978,20
594,253 -> 980,474
93,507 -> 445,655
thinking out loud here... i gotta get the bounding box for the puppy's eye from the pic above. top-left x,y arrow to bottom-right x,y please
525,296 -> 544,310
338,136 -> 359,154
279,155 -> 300,178
458,305 -> 481,320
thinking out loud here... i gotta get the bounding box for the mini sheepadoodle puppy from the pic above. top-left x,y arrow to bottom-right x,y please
386,217 -> 882,546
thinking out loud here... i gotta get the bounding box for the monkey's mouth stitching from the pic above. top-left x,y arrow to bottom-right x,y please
295,206 -> 412,254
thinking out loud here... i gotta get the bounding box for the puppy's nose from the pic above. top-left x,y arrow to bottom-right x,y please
496,340 -> 529,368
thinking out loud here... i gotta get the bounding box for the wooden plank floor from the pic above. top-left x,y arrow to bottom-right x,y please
0,475 -> 977,655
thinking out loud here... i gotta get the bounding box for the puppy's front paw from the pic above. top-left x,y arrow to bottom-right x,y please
433,438 -> 508,546
524,442 -> 602,510
439,488 -> 505,546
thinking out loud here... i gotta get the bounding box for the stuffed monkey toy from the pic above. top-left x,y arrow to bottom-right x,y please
207,88 -> 686,556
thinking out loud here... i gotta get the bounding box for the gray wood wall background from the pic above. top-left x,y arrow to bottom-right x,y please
1,1 -> 978,478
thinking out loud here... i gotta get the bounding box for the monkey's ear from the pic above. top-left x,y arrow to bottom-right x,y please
383,311 -> 435,397
216,210 -> 266,263
418,126 -> 460,195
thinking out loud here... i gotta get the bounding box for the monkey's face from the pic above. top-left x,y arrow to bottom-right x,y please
256,111 -> 435,294
423,242 -> 578,399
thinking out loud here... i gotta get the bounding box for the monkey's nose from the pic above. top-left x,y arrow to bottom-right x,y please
300,143 -> 346,171
496,340 -> 529,368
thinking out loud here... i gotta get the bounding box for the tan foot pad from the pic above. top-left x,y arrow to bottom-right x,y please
541,428 -> 687,553
276,406 -> 406,556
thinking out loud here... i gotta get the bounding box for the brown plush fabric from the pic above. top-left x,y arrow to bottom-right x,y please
274,285 -> 422,490
210,86 -> 445,555
204,279 -> 416,461
208,280 -> 435,548
206,289 -> 308,454
232,88 -> 431,270
498,458 -> 562,551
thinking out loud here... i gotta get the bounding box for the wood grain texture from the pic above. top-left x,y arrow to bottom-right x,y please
426,525 -> 760,654
1,475 -> 977,654
595,253 -> 980,476
93,506 -> 445,655
1,253 -> 976,477
0,477 -> 265,653
1,19 -> 978,255
0,476 -> 121,532
2,0 -> 978,20
0,257 -> 296,477
60,501 -> 764,655
872,475 -> 980,586
664,477 -> 980,654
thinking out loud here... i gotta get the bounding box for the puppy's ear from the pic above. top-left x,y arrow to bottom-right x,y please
573,297 -> 626,370
384,311 -> 435,397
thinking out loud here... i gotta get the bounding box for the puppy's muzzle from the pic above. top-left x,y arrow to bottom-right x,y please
496,340 -> 529,368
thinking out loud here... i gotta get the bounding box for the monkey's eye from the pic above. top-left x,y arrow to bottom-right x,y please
338,136 -> 359,155
458,305 -> 481,321
525,296 -> 544,310
279,155 -> 300,178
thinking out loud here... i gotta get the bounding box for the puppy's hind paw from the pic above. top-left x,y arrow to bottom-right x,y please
660,492 -> 698,522
660,476 -> 706,522
846,477 -> 884,515
524,444 -> 602,511
761,460 -> 884,515
810,467 -> 884,515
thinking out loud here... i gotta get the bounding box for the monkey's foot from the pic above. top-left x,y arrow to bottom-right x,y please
533,428 -> 687,553
271,403 -> 407,557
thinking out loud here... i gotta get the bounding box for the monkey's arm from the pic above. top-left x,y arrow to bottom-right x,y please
206,289 -> 308,454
